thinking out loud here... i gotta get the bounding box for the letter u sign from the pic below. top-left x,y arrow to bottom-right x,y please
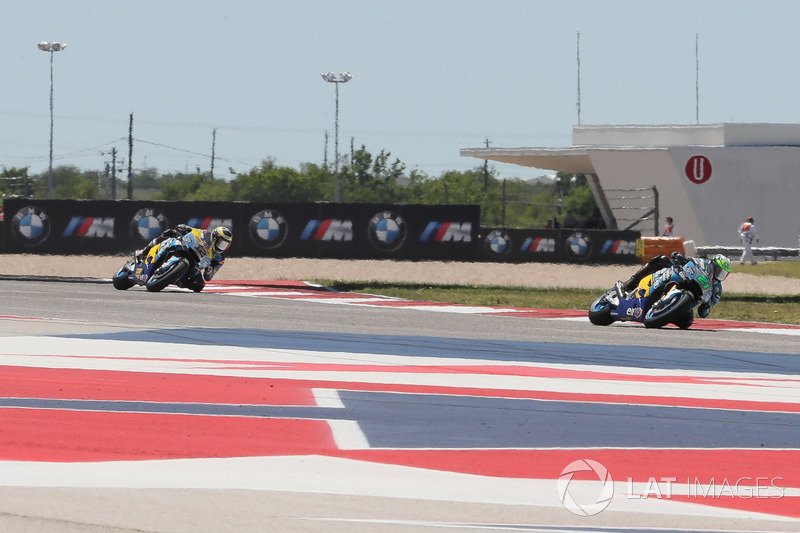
685,155 -> 712,184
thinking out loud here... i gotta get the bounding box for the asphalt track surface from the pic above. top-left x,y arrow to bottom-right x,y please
1,277 -> 799,533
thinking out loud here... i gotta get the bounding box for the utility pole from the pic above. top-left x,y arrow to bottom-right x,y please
127,113 -> 134,200
210,128 -> 217,179
110,147 -> 117,200
483,138 -> 490,191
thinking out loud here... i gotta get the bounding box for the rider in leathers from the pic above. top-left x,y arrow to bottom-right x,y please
136,224 -> 232,292
621,251 -> 730,318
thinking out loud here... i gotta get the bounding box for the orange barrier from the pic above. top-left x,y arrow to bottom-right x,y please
636,236 -> 685,263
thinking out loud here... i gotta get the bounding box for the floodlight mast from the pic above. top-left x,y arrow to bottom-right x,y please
320,71 -> 353,202
38,41 -> 67,199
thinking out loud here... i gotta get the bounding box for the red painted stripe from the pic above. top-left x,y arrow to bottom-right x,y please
0,408 -> 334,462
0,366 -> 314,405
314,219 -> 332,240
1,367 -> 796,413
434,222 -> 450,241
331,448 -> 800,518
78,218 -> 94,236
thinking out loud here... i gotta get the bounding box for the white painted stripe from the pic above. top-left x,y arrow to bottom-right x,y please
312,389 -> 370,449
312,388 -> 345,409
326,419 -> 370,450
298,297 -> 404,304
0,456 -> 790,520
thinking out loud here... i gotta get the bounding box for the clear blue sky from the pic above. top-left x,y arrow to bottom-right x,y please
1,0 -> 797,180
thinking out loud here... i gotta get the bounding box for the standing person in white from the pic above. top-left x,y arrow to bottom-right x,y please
738,216 -> 759,265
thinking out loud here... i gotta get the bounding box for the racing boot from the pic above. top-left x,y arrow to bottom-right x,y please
621,274 -> 639,293
134,245 -> 151,263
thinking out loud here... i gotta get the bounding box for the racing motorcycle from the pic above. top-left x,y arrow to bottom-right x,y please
112,229 -> 212,292
588,256 -> 715,329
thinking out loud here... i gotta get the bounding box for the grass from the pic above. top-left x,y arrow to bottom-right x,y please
315,261 -> 800,325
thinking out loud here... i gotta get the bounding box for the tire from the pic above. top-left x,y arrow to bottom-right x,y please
673,310 -> 694,330
112,266 -> 135,290
643,291 -> 693,329
588,293 -> 615,326
145,259 -> 189,292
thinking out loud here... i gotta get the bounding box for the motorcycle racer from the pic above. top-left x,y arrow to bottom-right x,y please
621,251 -> 731,318
135,224 -> 232,291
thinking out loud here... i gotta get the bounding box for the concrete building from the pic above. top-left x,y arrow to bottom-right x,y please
462,123 -> 800,247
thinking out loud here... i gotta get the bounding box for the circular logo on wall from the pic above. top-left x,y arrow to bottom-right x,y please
129,208 -> 169,244
685,155 -> 712,184
483,229 -> 512,260
564,231 -> 592,261
11,205 -> 51,246
249,209 -> 289,250
367,211 -> 407,252
557,459 -> 614,516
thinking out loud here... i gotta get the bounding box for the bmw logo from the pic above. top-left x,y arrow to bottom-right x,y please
130,208 -> 169,243
483,229 -> 512,259
367,211 -> 407,252
11,205 -> 51,246
565,231 -> 592,261
249,209 -> 289,250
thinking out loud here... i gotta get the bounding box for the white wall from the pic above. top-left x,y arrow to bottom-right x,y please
587,146 -> 800,247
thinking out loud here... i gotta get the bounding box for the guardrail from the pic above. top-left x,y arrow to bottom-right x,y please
696,246 -> 799,261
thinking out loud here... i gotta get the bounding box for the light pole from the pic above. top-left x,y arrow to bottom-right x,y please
321,71 -> 353,202
38,41 -> 67,199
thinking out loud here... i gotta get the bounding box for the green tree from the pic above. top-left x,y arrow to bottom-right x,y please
0,167 -> 31,197
157,173 -> 212,201
339,146 -> 406,203
231,159 -> 330,202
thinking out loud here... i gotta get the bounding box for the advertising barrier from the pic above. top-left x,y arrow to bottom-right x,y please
1,199 -> 639,263
480,226 -> 640,265
1,199 -> 480,260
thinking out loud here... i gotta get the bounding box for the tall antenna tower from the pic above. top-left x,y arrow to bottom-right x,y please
695,33 -> 700,124
576,30 -> 582,125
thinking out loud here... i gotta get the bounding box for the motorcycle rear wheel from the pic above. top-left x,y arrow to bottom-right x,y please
643,291 -> 693,329
146,259 -> 189,292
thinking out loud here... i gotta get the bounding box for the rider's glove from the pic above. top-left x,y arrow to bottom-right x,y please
670,251 -> 686,265
697,303 -> 711,318
160,228 -> 178,239
176,224 -> 192,234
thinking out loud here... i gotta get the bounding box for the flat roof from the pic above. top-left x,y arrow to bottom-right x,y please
460,123 -> 800,173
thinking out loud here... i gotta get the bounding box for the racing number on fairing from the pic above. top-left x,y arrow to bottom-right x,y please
696,273 -> 710,290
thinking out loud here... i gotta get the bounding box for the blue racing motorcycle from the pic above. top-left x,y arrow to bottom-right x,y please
588,257 -> 715,329
112,229 -> 212,292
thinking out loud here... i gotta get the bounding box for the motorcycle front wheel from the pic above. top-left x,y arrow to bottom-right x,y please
643,291 -> 693,328
112,263 -> 135,290
145,258 -> 189,292
588,292 -> 615,326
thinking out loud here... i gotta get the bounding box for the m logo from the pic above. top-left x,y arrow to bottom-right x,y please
521,236 -> 555,253
301,219 -> 353,242
419,222 -> 472,243
63,217 -> 115,238
601,239 -> 636,255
